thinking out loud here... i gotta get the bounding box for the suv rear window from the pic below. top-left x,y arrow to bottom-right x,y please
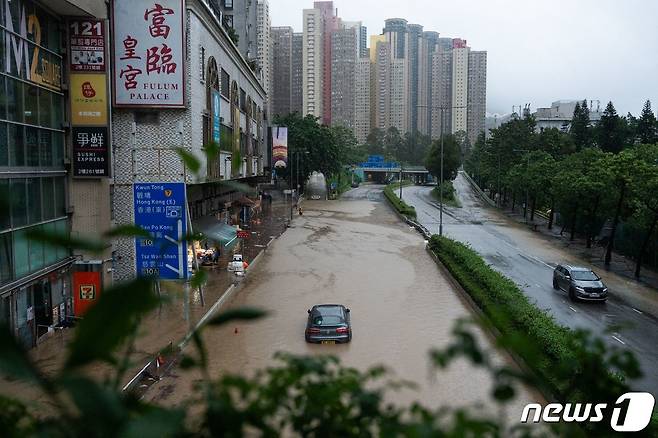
312,315 -> 344,326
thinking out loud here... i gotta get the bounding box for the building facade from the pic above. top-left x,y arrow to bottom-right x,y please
1,0 -> 108,348
451,42 -> 469,134
111,0 -> 267,281
354,58 -> 371,143
256,0 -> 272,116
302,8 -> 323,118
417,31 -> 439,136
330,27 -> 357,131
271,27 -> 293,118
467,51 -> 487,145
291,32 -> 304,115
430,39 -> 453,139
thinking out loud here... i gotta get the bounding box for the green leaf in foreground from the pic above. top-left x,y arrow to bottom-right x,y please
175,147 -> 201,175
207,308 -> 267,326
25,229 -> 106,254
65,278 -> 160,369
103,225 -> 151,239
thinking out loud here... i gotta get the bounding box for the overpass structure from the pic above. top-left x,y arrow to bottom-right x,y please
355,156 -> 434,184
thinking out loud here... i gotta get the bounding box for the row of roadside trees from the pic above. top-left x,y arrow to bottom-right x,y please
465,100 -> 658,278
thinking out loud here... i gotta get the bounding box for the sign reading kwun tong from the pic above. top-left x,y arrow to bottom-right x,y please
2,0 -> 63,90
111,0 -> 185,107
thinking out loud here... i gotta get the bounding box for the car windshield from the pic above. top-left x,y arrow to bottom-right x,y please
312,315 -> 344,326
571,270 -> 598,281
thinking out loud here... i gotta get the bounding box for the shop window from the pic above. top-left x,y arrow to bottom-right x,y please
54,219 -> 68,261
0,179 -> 9,230
24,85 -> 38,125
41,177 -> 54,221
0,122 -> 7,166
27,178 -> 42,224
6,79 -> 23,123
52,132 -> 64,166
221,69 -> 230,98
10,178 -> 27,228
240,89 -> 246,112
39,130 -> 52,166
0,29 -> 4,73
8,124 -> 24,166
13,229 -> 29,278
28,226 -> 44,273
0,77 -> 5,119
39,89 -> 54,129
26,127 -> 39,166
54,178 -> 65,218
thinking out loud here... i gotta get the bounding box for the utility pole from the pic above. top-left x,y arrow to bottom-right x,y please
399,166 -> 403,200
418,104 -> 467,237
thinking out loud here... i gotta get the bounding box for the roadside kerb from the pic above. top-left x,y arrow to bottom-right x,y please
122,224 -> 281,396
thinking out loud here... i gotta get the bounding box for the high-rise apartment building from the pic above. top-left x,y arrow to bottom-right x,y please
406,24 -> 423,133
219,0 -> 258,62
355,58 -> 372,143
417,31 -> 439,136
370,35 -> 387,131
373,40 -> 392,131
314,1 -> 339,125
271,27 -> 294,117
467,51 -> 488,145
303,8 -> 323,118
331,27 -> 358,131
256,0 -> 272,115
430,39 -> 454,139
291,33 -> 304,115
452,39 -> 470,134
343,21 -> 368,59
390,58 -> 409,133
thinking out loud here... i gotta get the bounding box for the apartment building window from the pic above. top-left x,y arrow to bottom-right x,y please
221,69 -> 230,98
223,0 -> 233,9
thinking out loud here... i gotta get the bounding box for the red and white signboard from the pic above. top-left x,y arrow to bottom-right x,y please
111,0 -> 185,107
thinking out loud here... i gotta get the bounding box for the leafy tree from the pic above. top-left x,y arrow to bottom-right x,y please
536,127 -> 575,159
637,100 -> 658,144
365,128 -> 386,156
604,149 -> 638,265
570,100 -> 592,150
383,127 -> 403,161
596,101 -> 627,154
425,134 -> 461,182
629,144 -> 658,277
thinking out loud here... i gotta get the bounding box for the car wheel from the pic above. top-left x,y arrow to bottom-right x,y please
569,288 -> 577,302
553,278 -> 559,290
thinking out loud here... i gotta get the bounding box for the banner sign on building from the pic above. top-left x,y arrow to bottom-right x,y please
212,90 -> 221,144
134,183 -> 188,280
112,0 -> 186,107
3,0 -> 63,91
72,127 -> 110,177
69,19 -> 106,72
272,126 -> 288,169
70,74 -> 108,126
73,271 -> 102,316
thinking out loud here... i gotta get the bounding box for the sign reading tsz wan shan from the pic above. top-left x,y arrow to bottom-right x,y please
112,0 -> 185,107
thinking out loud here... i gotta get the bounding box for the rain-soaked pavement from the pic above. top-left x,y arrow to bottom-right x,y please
147,187 -> 540,424
401,172 -> 658,398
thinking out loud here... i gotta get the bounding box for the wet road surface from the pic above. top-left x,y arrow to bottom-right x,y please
401,172 -> 658,398
148,188 -> 538,422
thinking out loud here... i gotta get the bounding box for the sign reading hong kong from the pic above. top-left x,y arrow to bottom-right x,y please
111,0 -> 185,107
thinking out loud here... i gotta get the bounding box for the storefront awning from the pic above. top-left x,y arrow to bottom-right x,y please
193,217 -> 238,248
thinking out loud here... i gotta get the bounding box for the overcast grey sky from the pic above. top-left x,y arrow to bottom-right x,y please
271,0 -> 658,116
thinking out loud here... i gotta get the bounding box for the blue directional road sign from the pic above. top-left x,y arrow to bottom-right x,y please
134,183 -> 188,280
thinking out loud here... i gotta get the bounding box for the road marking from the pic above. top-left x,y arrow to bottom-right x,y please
612,335 -> 626,345
632,308 -> 643,315
569,306 -> 577,313
536,283 -> 542,288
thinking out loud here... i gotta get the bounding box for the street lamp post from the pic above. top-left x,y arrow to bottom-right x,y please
399,166 -> 403,200
417,104 -> 467,237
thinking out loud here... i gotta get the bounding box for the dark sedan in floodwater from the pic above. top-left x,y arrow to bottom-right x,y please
305,304 -> 352,344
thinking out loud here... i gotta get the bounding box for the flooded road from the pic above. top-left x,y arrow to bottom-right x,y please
401,172 -> 658,397
148,187 -> 538,423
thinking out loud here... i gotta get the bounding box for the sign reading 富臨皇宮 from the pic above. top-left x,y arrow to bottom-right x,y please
112,0 -> 186,107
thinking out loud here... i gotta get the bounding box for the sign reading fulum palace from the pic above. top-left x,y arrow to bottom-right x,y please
111,0 -> 185,107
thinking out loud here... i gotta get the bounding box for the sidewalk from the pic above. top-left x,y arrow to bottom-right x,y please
0,196 -> 292,408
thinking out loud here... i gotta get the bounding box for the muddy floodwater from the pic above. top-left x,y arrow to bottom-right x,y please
148,192 -> 539,424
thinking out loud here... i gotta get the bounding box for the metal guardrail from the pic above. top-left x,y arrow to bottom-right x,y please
461,171 -> 497,208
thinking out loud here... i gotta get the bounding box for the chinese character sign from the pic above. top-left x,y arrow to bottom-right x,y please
73,127 -> 109,177
134,183 -> 188,280
112,0 -> 185,107
70,74 -> 108,126
69,19 -> 106,72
